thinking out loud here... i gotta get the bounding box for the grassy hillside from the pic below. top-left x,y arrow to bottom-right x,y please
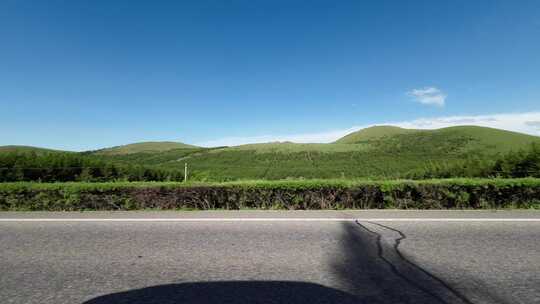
352,125 -> 540,154
2,126 -> 539,181
146,126 -> 540,180
335,125 -> 538,149
90,147 -> 209,166
334,126 -> 419,143
0,145 -> 69,154
220,142 -> 370,153
92,141 -> 198,155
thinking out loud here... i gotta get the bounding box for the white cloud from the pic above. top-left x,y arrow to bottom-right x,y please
393,113 -> 540,134
196,127 -> 360,147
407,87 -> 447,106
194,112 -> 540,147
525,121 -> 540,129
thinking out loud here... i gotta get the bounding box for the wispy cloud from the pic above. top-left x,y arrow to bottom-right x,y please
393,112 -> 540,134
407,87 -> 447,106
525,121 -> 540,129
194,112 -> 540,147
195,127 -> 361,147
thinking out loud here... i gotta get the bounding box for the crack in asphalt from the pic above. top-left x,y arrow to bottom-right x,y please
355,220 -> 474,304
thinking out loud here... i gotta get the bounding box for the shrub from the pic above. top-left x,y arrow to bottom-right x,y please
1,178 -> 539,211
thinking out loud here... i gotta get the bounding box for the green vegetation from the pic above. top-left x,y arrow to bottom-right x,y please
1,178 -> 539,210
2,126 -> 538,210
0,145 -> 69,154
334,125 -> 419,143
146,126 -> 540,180
0,152 -> 184,182
1,126 -> 540,181
84,147 -> 208,166
91,141 -> 198,155
409,143 -> 540,179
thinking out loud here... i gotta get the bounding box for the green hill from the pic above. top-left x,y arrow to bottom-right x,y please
141,126 -> 540,180
2,126 -> 539,181
335,125 -> 539,147
0,145 -> 69,154
334,125 -> 419,143
92,141 -> 198,155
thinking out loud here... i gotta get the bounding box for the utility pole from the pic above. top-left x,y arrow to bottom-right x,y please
184,163 -> 188,183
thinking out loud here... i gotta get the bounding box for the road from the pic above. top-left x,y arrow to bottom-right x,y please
1,211 -> 539,304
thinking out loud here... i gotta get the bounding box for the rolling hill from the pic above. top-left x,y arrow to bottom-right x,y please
91,141 -> 198,155
2,126 -> 539,181
334,125 -> 419,143
0,145 -> 70,154
91,126 -> 540,180
336,125 -> 538,151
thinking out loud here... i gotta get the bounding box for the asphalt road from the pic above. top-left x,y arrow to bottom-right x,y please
1,211 -> 539,304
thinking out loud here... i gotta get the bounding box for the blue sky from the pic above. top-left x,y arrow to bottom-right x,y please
1,0 -> 540,150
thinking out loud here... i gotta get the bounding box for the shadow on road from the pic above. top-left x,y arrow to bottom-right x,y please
333,221 -> 474,304
82,221 -> 501,304
82,281 -> 360,304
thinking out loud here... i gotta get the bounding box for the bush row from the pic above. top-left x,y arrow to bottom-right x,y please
0,152 -> 185,182
1,179 -> 539,211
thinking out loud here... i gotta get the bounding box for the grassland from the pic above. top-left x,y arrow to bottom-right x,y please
91,141 -> 198,155
99,126 -> 540,180
334,125 -> 420,143
2,125 -> 540,181
2,126 -> 538,210
0,145 -> 69,154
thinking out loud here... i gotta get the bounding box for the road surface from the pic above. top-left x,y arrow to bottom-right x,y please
1,211 -> 539,304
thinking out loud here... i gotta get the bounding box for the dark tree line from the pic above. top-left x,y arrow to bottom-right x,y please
0,152 -> 184,182
408,143 -> 540,179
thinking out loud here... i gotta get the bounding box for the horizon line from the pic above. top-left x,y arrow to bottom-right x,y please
2,111 -> 540,151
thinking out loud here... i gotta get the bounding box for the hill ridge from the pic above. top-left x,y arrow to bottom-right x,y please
334,125 -> 540,144
92,141 -> 198,155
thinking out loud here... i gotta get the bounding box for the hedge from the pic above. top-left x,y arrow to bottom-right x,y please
1,179 -> 540,211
